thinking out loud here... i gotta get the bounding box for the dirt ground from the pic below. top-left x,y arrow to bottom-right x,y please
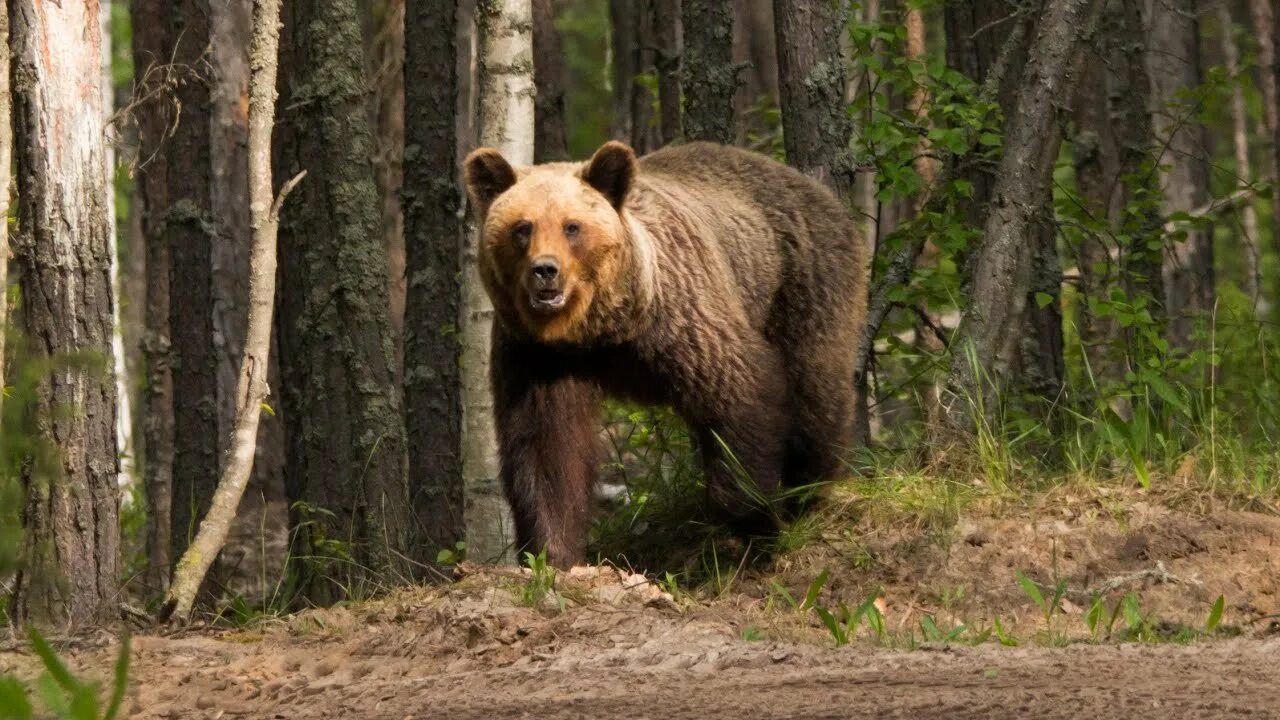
5,497 -> 1280,719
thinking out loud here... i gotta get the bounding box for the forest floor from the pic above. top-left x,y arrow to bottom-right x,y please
4,480 -> 1280,719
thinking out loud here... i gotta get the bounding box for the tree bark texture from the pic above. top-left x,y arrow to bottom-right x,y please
533,0 -> 570,161
654,0 -> 682,145
130,0 -> 176,594
403,0 -> 466,568
276,0 -> 410,595
772,0 -> 854,198
609,0 -> 636,143
682,0 -> 736,143
468,0 -> 535,563
0,0 -> 10,431
163,0 -> 298,621
162,0 -> 221,574
1148,0 -> 1213,350
9,0 -> 121,628
369,0 -> 407,387
942,0 -> 1103,428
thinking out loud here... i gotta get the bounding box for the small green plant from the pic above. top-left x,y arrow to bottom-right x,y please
1016,570 -> 1069,642
436,540 -> 467,566
740,625 -> 765,642
812,586 -> 887,648
518,550 -> 563,611
1205,595 -> 1225,634
0,627 -> 131,720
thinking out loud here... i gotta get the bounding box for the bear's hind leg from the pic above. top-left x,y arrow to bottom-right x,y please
696,348 -> 790,534
781,334 -> 858,491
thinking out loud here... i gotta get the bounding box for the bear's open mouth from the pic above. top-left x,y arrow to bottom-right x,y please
530,288 -> 567,313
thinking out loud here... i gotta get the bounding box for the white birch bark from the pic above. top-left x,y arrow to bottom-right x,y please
464,0 -> 534,564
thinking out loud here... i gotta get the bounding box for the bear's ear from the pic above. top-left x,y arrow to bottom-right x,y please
582,141 -> 636,210
463,148 -> 517,214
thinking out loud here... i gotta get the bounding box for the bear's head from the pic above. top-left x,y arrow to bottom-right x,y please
463,141 -> 654,345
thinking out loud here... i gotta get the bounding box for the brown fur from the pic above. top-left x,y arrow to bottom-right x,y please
465,141 -> 867,567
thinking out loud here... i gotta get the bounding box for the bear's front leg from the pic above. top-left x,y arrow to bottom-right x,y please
491,336 -> 603,567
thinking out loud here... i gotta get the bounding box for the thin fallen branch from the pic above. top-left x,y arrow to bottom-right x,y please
158,0 -> 300,623
1087,561 -> 1201,597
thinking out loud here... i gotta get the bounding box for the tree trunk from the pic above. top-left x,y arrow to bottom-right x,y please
403,0 -> 466,569
628,0 -> 660,153
1216,2 -> 1260,309
1249,0 -> 1280,257
654,0 -> 682,145
533,0 -> 570,161
733,0 -> 778,143
467,0 -> 534,563
940,0 -> 1103,430
682,0 -> 736,143
162,0 -> 299,622
772,0 -> 854,197
609,0 -> 636,143
370,0 -> 407,393
130,0 -> 176,595
1148,0 -> 1213,350
163,0 -> 221,579
1071,30 -> 1122,387
209,0 -> 289,605
9,0 -> 121,628
0,1 -> 9,432
276,0 -> 410,597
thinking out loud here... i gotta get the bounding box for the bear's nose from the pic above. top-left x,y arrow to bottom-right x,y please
530,257 -> 560,283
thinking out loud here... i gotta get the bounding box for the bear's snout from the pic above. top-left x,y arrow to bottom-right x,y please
527,255 -> 568,313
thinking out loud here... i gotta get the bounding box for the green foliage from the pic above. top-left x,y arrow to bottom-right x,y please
0,628 -> 131,720
518,550 -> 563,611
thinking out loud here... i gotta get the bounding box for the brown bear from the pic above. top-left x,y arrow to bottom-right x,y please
463,140 -> 866,567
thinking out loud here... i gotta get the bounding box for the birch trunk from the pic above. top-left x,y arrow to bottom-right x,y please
9,0 -> 121,627
466,0 -> 534,563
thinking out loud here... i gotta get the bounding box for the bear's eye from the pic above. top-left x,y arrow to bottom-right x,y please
511,220 -> 533,247
564,221 -> 581,239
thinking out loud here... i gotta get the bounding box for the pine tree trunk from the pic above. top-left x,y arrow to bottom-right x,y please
628,0 -> 660,153
772,0 -> 854,197
941,0 -> 1103,430
403,0 -> 466,569
467,0 -> 534,563
1149,0 -> 1213,350
130,0 -> 175,594
654,0 -> 682,145
370,0 -> 407,384
609,0 -> 636,143
276,0 -> 410,597
163,0 -> 221,576
9,0 -> 121,627
682,0 -> 735,143
533,0 -> 570,161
